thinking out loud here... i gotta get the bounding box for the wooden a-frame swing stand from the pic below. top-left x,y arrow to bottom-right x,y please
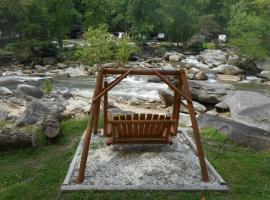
76,67 -> 209,199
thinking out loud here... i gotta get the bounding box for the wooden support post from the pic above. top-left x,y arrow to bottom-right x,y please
173,75 -> 181,133
77,69 -> 104,183
93,76 -> 103,135
103,81 -> 108,136
180,70 -> 209,182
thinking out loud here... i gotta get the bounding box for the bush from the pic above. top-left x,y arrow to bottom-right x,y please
41,79 -> 54,95
75,26 -> 139,65
8,39 -> 57,63
203,42 -> 216,49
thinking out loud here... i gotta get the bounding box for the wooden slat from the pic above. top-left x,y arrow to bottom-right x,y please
126,114 -> 132,136
133,114 -> 139,137
114,116 -> 122,137
138,114 -> 146,136
149,114 -> 159,136
155,115 -> 165,136
108,120 -> 176,124
144,114 -> 153,136
119,115 -> 127,137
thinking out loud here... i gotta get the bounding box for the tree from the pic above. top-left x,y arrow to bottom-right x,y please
228,0 -> 270,59
43,0 -> 80,47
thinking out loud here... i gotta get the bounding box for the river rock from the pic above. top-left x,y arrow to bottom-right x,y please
66,67 -> 87,77
16,84 -> 44,98
16,99 -> 66,127
217,74 -> 241,82
0,87 -> 12,95
169,54 -> 183,62
216,64 -> 242,75
260,70 -> 270,80
164,52 -> 177,59
189,80 -> 234,104
35,65 -> 47,73
255,57 -> 270,71
180,100 -> 207,113
194,71 -> 207,80
43,57 -> 57,65
199,49 -> 228,67
158,89 -> 173,107
215,101 -> 229,112
57,63 -> 67,69
198,114 -> 270,151
0,109 -> 9,120
228,55 -> 240,66
224,91 -> 270,132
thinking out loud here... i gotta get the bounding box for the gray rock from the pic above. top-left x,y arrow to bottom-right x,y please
215,101 -> 229,112
255,57 -> 270,71
180,100 -> 207,113
43,57 -> 57,65
189,80 -> 234,104
57,63 -> 67,69
198,114 -> 270,151
199,49 -> 228,67
217,74 -> 242,82
66,67 -> 87,77
0,109 -> 9,120
194,71 -> 207,80
224,91 -> 270,132
16,99 -> 66,126
35,65 -> 47,73
169,54 -> 184,62
260,70 -> 270,80
16,84 -> 44,98
158,89 -> 174,107
164,52 -> 179,59
216,64 -> 242,75
0,87 -> 12,95
228,55 -> 240,66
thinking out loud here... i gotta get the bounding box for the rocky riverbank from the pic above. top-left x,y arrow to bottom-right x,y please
0,48 -> 270,150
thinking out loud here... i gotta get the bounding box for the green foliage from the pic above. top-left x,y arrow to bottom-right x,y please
75,26 -> 139,65
41,79 -> 54,95
8,39 -> 57,63
228,0 -> 270,59
203,42 -> 216,50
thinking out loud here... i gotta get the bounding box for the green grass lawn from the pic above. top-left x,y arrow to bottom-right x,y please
0,119 -> 269,200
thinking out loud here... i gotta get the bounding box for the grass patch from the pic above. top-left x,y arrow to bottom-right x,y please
0,122 -> 269,199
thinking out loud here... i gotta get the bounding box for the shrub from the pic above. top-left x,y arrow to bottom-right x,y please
41,79 -> 54,95
75,26 -> 139,65
8,39 -> 57,63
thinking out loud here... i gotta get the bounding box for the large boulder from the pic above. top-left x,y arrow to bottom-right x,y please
260,70 -> 270,80
66,67 -> 87,77
189,80 -> 234,104
16,84 -> 44,98
224,91 -> 270,132
216,64 -> 242,75
16,99 -> 66,127
199,49 -> 228,67
255,57 -> 270,71
0,87 -> 12,96
198,114 -> 270,151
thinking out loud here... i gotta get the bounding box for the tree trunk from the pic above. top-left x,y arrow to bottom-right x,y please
41,113 -> 61,139
0,128 -> 35,150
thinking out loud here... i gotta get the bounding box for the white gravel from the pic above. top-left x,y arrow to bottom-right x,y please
69,129 -> 221,187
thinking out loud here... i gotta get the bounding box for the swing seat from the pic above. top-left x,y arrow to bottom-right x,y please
104,113 -> 177,145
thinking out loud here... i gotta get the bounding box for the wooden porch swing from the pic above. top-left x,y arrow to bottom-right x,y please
76,67 -> 209,190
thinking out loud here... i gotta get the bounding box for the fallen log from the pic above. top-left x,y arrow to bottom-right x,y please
0,128 -> 35,150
